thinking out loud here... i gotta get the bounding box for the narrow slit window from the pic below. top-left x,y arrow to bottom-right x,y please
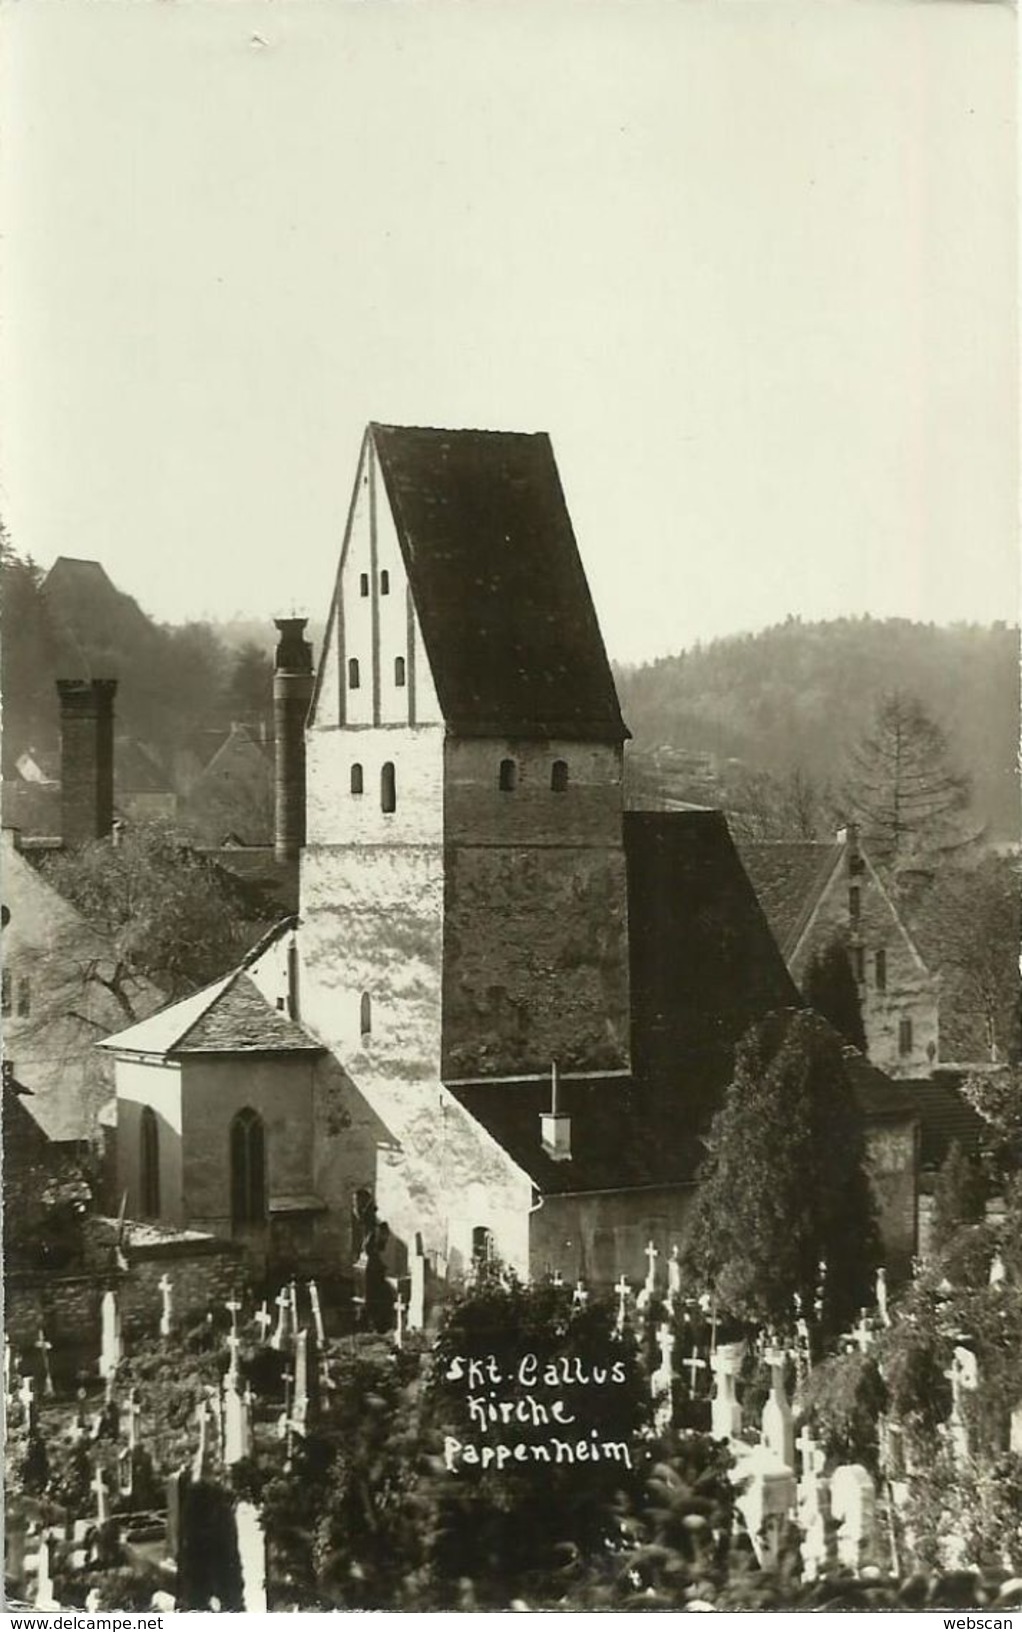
875,949 -> 887,992
853,945 -> 865,983
140,1106 -> 160,1220
360,992 -> 372,1037
348,658 -> 361,690
359,573 -> 369,597
394,656 -> 406,687
1,968 -> 11,1017
498,758 -> 517,792
381,570 -> 390,595
350,763 -> 364,796
898,1017 -> 913,1057
848,886 -> 861,923
16,977 -> 30,1018
381,761 -> 396,813
551,759 -> 569,792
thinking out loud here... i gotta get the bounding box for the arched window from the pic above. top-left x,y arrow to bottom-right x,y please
394,656 -> 406,687
551,759 -> 569,792
348,657 -> 361,690
230,1107 -> 266,1228
472,1225 -> 493,1269
359,572 -> 369,597
140,1106 -> 160,1220
498,758 -> 517,792
381,761 -> 396,813
360,992 -> 372,1038
380,570 -> 390,595
350,762 -> 364,795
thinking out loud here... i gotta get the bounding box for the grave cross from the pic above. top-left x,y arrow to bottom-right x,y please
644,1241 -> 659,1286
308,1280 -> 326,1346
91,1462 -> 108,1525
19,1373 -> 37,1432
551,1270 -> 564,1289
394,1289 -> 406,1349
682,1345 -> 707,1394
225,1295 -> 243,1334
796,1423 -> 817,1482
158,1273 -> 173,1338
193,1399 -> 210,1480
254,1301 -> 272,1343
614,1274 -> 630,1334
271,1288 -> 290,1352
226,1330 -> 242,1386
572,1280 -> 589,1309
35,1329 -> 55,1398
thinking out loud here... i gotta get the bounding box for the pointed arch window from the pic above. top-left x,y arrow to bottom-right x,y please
350,763 -> 364,796
394,656 -> 406,688
230,1107 -> 266,1227
551,759 -> 569,793
498,758 -> 517,792
381,761 -> 396,813
360,992 -> 372,1038
140,1106 -> 160,1220
348,658 -> 361,690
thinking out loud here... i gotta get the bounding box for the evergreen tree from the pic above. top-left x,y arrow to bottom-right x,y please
844,691 -> 974,875
683,1009 -> 880,1339
803,937 -> 867,1052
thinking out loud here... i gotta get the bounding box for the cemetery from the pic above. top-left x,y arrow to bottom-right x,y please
6,1180 -> 1022,1614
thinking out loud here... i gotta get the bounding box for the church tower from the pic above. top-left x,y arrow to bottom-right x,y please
300,424 -> 631,1101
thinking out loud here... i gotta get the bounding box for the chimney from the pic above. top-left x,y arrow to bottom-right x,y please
837,820 -> 863,874
57,679 -> 117,843
273,618 -> 314,864
540,1061 -> 572,1162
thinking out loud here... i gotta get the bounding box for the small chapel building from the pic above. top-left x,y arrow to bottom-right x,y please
100,424 -> 910,1287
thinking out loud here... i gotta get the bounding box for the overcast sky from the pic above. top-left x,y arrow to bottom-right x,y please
0,0 -> 1016,664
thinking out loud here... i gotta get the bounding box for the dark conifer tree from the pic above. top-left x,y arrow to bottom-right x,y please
803,937 -> 867,1053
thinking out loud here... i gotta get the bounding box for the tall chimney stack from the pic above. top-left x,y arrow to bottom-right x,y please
273,618 -> 314,863
56,679 -> 117,843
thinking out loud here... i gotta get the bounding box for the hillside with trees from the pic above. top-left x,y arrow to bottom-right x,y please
616,617 -> 1019,843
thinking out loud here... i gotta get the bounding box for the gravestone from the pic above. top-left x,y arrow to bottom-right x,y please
651,1323 -> 675,1435
831,1463 -> 877,1572
223,1377 -> 251,1466
408,1236 -> 427,1332
308,1278 -> 326,1345
761,1348 -> 795,1469
271,1288 -> 291,1352
158,1273 -> 173,1338
711,1341 -> 745,1442
235,1501 -> 267,1613
99,1291 -> 122,1380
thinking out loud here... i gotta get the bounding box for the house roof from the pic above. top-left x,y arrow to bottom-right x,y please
734,841 -> 843,958
896,1071 -> 992,1170
114,737 -> 173,795
99,968 -> 322,1058
446,1075 -> 690,1196
370,424 -> 629,743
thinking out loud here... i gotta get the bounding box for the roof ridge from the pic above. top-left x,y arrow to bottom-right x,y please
172,962 -> 251,1052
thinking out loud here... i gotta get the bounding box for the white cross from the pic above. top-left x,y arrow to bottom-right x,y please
19,1374 -> 35,1417
254,1301 -> 272,1342
551,1270 -> 564,1288
394,1290 -> 405,1349
225,1295 -> 242,1332
644,1241 -> 659,1285
682,1346 -> 705,1392
225,1330 -> 241,1383
573,1280 -> 589,1308
796,1423 -> 816,1481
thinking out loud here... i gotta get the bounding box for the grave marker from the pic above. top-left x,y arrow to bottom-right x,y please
158,1273 -> 174,1338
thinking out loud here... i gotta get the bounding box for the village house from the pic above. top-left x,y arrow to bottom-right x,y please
737,830 -> 941,1078
99,424 -> 925,1290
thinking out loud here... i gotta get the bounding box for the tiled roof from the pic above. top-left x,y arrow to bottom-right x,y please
114,737 -> 173,794
626,811 -> 801,1138
734,841 -> 843,957
896,1071 -> 992,1169
100,966 -> 322,1058
371,425 -> 629,743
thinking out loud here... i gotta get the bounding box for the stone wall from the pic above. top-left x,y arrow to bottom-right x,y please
530,1184 -> 695,1289
863,1116 -> 919,1281
790,848 -> 939,1078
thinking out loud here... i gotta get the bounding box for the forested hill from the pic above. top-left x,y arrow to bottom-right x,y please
614,617 -> 1020,842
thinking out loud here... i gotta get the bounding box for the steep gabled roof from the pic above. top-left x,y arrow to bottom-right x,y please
370,424 -> 629,743
99,965 -> 322,1059
734,841 -> 844,959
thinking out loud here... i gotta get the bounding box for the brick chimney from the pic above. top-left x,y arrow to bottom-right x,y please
57,679 -> 117,843
273,618 -> 314,863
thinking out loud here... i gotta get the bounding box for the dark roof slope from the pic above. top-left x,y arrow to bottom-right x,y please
897,1071 -> 992,1170
174,973 -> 319,1054
371,424 -> 629,742
734,841 -> 842,957
447,1076 -> 687,1196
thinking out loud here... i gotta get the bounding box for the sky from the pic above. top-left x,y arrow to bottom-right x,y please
0,0 -> 1017,665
